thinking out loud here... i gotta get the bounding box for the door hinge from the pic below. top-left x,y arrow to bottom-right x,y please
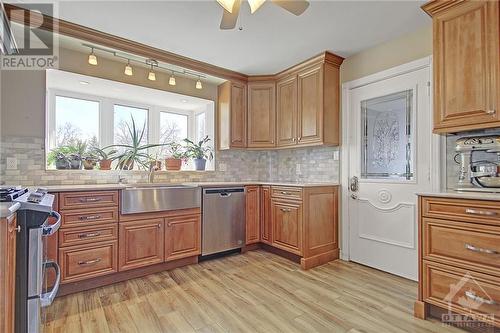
426,81 -> 431,96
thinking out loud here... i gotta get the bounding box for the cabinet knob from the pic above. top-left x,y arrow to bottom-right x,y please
15,225 -> 21,233
158,223 -> 162,228
486,109 -> 496,115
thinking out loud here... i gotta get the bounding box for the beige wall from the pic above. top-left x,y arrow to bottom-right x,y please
1,45 -> 217,138
340,25 -> 432,83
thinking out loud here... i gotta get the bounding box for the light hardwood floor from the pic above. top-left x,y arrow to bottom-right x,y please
43,250 -> 464,333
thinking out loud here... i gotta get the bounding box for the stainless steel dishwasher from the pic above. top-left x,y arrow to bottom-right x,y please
202,187 -> 245,256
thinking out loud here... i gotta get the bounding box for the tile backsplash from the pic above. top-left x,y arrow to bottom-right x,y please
0,136 -> 339,186
445,128 -> 500,189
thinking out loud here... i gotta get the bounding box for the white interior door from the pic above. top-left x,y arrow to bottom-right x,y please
348,67 -> 431,281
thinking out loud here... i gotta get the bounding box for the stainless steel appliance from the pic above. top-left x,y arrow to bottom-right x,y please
455,136 -> 500,189
202,187 -> 245,256
12,190 -> 61,333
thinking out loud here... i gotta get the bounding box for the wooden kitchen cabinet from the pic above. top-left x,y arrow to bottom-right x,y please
423,0 -> 499,133
218,81 -> 247,149
276,75 -> 298,147
45,193 -> 58,288
1,214 -> 17,333
271,199 -> 302,255
245,186 -> 260,245
297,64 -> 323,145
165,213 -> 201,261
260,186 -> 272,245
119,219 -> 164,271
247,81 -> 276,148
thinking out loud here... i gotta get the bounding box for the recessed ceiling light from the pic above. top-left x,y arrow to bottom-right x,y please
181,99 -> 188,103
79,81 -> 89,85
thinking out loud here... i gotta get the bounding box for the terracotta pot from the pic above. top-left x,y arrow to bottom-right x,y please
99,159 -> 112,170
83,159 -> 96,170
150,160 -> 162,170
165,158 -> 182,171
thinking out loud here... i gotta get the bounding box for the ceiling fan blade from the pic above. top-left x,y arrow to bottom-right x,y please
271,0 -> 309,15
220,0 -> 241,29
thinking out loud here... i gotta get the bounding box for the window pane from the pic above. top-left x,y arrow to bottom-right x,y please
159,112 -> 188,155
55,96 -> 99,148
360,90 -> 413,180
195,112 -> 206,143
113,104 -> 148,146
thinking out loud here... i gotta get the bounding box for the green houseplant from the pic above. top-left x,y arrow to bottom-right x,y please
47,140 -> 87,170
106,116 -> 164,170
165,142 -> 187,171
92,147 -> 117,170
184,136 -> 214,171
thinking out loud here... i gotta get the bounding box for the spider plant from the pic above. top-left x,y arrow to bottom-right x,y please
105,116 -> 164,170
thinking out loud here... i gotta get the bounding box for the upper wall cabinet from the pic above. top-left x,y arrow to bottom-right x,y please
218,81 -> 247,149
218,52 -> 343,150
423,0 -> 499,133
247,81 -> 276,148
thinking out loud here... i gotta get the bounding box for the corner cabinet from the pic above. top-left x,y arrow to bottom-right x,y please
423,0 -> 499,133
247,82 -> 276,148
218,81 -> 247,149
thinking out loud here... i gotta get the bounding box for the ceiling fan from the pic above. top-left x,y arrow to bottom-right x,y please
216,0 -> 310,30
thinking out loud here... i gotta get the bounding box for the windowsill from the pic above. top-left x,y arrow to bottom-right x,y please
44,169 -> 216,172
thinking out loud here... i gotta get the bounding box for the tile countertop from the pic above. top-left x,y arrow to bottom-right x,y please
0,202 -> 20,218
417,190 -> 500,201
35,181 -> 340,192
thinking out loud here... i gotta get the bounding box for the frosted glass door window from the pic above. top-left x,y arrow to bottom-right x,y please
360,90 -> 414,180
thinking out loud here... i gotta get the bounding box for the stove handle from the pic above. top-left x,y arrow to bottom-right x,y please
43,211 -> 61,236
40,260 -> 60,308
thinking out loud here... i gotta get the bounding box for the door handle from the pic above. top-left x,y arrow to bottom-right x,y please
350,176 -> 359,192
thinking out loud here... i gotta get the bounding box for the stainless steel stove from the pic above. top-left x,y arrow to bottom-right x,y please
0,186 -> 28,202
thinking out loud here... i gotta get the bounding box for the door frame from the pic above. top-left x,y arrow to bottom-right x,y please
340,56 -> 445,261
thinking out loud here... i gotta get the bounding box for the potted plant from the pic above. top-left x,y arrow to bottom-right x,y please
47,147 -> 71,169
184,136 -> 214,171
82,154 -> 97,170
92,147 -> 117,170
165,142 -> 186,171
106,116 -> 164,170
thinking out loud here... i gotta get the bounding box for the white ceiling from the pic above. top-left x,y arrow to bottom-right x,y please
46,69 -> 214,111
11,0 -> 430,75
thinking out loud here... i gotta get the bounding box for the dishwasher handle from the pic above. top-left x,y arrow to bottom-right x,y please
204,188 -> 245,196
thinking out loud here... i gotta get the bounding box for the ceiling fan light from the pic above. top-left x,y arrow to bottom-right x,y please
216,0 -> 235,13
248,0 -> 266,13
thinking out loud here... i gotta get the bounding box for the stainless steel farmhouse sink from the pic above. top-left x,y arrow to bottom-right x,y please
121,184 -> 201,214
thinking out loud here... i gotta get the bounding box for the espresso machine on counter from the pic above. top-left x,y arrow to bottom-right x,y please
455,135 -> 500,191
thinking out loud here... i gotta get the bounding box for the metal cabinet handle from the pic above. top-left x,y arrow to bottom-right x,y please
281,191 -> 290,195
80,197 -> 101,202
465,208 -> 497,217
78,232 -> 101,239
158,223 -> 162,228
78,258 -> 101,265
298,137 -> 301,142
15,225 -> 21,233
280,208 -> 291,212
465,290 -> 496,305
292,138 -> 296,142
79,215 -> 101,221
486,109 -> 496,115
465,243 -> 498,255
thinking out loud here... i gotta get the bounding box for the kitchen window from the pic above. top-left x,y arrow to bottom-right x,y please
113,104 -> 149,146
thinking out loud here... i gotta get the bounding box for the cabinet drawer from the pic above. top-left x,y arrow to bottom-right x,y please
59,225 -> 118,247
422,197 -> 500,226
60,207 -> 118,229
59,241 -> 117,283
423,218 -> 500,276
423,261 -> 500,325
271,186 -> 303,201
59,191 -> 118,210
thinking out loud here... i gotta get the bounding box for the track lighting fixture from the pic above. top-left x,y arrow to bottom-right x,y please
196,77 -> 203,90
169,71 -> 176,86
148,63 -> 156,81
88,48 -> 97,65
124,60 -> 133,76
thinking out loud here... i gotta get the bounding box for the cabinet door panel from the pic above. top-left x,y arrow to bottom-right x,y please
277,75 -> 298,147
248,82 -> 276,148
297,65 -> 323,145
260,186 -> 272,245
433,1 -> 499,132
272,200 -> 302,255
245,186 -> 260,245
165,213 -> 200,261
119,219 -> 164,271
231,82 -> 247,147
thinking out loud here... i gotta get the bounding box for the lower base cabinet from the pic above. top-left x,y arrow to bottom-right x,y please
119,219 -> 165,271
271,199 -> 302,255
165,213 -> 201,261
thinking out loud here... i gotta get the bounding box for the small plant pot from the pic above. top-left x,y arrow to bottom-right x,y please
99,159 -> 112,170
83,159 -> 96,170
69,159 -> 82,170
193,158 -> 207,171
55,159 -> 70,170
150,160 -> 162,170
165,158 -> 182,171
121,160 -> 134,170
